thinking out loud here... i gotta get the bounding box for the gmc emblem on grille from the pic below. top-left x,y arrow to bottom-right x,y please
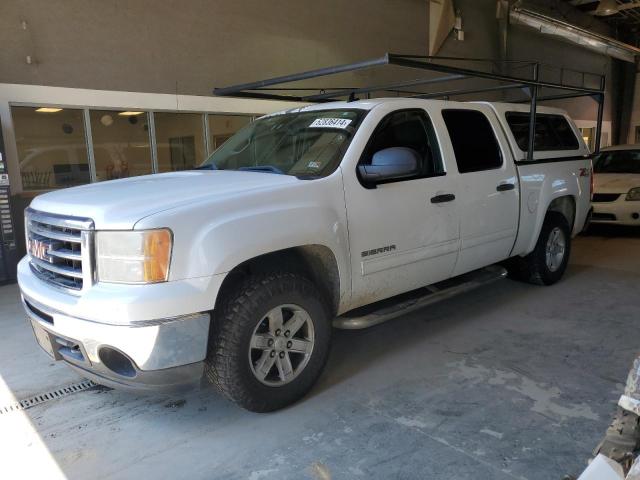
28,238 -> 52,263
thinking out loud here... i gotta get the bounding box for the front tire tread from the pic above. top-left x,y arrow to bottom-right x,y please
206,272 -> 330,412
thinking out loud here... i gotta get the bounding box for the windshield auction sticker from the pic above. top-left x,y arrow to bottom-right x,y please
309,118 -> 352,129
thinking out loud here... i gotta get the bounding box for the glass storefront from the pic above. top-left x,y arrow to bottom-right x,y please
155,112 -> 206,172
90,110 -> 153,181
208,114 -> 253,152
12,106 -> 90,190
10,106 -> 254,191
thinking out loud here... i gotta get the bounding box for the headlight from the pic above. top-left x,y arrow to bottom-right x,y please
96,229 -> 172,284
626,188 -> 640,201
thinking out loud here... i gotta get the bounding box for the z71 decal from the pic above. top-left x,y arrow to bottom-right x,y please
361,245 -> 396,258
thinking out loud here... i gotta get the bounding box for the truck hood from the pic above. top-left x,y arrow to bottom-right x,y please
30,171 -> 299,229
594,173 -> 640,194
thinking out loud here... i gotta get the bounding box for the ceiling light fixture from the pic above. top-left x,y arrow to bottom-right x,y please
35,107 -> 62,113
595,0 -> 619,16
118,111 -> 144,116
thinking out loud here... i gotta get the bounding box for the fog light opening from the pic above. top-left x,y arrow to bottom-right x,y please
632,213 -> 639,220
98,347 -> 137,378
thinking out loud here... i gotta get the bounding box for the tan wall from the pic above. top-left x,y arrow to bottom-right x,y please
1,0 -> 620,125
0,0 -> 428,96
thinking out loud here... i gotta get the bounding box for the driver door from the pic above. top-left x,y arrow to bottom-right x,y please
342,108 -> 460,309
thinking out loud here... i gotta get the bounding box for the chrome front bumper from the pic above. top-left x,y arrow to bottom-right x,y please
22,294 -> 210,393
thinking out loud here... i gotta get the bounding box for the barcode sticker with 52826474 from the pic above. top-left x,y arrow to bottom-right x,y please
309,118 -> 352,129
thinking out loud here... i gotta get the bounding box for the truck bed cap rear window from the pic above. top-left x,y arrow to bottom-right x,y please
506,112 -> 579,152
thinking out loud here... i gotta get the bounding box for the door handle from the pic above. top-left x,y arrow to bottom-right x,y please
430,193 -> 455,204
496,183 -> 515,192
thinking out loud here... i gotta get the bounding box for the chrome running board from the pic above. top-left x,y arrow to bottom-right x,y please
333,265 -> 507,330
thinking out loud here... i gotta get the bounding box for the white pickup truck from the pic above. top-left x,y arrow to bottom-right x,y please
18,98 -> 591,412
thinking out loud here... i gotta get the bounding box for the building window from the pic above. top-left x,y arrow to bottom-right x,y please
154,112 -> 206,172
12,106 -> 90,190
89,110 -> 153,181
580,127 -> 596,151
208,114 -> 253,152
12,106 -> 259,189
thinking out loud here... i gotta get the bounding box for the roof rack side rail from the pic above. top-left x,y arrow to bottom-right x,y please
212,53 -> 606,154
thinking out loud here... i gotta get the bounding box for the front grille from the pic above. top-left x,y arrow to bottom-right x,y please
592,193 -> 621,203
25,209 -> 94,292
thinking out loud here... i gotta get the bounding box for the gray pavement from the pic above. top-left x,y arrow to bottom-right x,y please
1,226 -> 639,479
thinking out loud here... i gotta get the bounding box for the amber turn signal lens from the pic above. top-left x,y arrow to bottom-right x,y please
143,229 -> 172,282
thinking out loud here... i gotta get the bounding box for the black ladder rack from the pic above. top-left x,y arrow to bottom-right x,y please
213,53 -> 606,159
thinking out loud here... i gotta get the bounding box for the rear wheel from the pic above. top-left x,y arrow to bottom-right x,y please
508,211 -> 571,285
205,272 -> 331,412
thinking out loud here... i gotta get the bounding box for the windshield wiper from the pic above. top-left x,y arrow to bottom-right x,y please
193,164 -> 217,170
238,165 -> 285,175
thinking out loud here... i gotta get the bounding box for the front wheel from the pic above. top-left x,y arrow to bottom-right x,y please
205,272 -> 331,412
508,211 -> 571,285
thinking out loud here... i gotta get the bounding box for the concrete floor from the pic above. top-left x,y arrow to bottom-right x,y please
1,225 -> 639,480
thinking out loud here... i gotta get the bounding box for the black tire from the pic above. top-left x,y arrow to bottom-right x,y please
507,211 -> 571,286
205,272 -> 331,412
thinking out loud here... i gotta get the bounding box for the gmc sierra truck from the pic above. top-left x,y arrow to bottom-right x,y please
18,98 -> 591,412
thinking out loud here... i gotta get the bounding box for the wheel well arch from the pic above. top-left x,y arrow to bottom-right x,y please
546,195 -> 576,230
215,245 -> 341,317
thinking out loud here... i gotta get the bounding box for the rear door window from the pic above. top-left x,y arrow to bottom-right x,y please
505,112 -> 580,151
442,109 -> 502,173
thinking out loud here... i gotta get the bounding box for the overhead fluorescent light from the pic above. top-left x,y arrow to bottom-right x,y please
118,111 -> 144,116
510,6 -> 640,63
595,0 -> 619,16
35,107 -> 62,113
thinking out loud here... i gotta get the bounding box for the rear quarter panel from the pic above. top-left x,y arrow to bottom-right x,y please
512,159 -> 591,255
481,102 -> 592,255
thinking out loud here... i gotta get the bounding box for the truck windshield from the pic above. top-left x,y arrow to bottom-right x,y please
198,109 -> 366,178
594,150 -> 640,174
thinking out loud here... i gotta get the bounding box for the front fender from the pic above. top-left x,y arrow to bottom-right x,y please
193,203 -> 348,278
134,173 -> 351,309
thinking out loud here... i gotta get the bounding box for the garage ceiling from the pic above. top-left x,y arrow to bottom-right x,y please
566,0 -> 640,33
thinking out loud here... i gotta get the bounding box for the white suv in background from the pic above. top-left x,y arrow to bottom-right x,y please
592,145 -> 640,226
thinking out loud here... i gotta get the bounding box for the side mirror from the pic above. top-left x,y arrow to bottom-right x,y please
358,147 -> 420,186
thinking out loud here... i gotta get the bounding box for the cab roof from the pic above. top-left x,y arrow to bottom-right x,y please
266,97 -> 570,118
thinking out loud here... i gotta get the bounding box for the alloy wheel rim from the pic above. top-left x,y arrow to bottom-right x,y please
545,227 -> 566,272
248,304 -> 315,386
